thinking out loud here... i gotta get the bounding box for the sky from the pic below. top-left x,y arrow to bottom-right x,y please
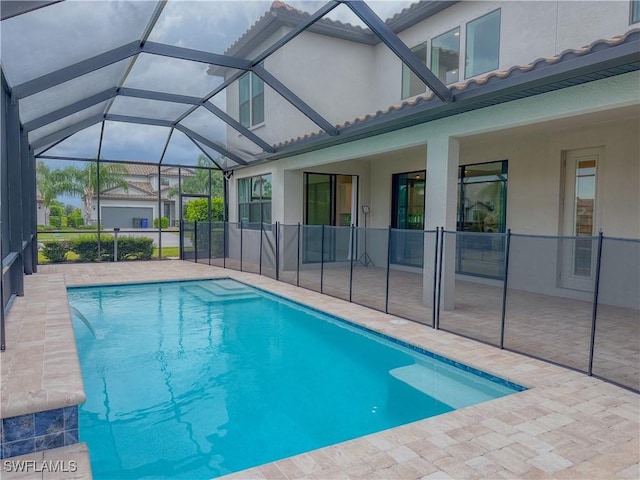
6,0 -> 414,175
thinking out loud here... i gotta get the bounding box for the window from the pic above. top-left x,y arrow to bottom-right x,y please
431,28 -> 460,84
238,174 -> 271,225
160,178 -> 170,186
401,42 -> 427,99
392,171 -> 425,230
239,73 -> 264,128
632,0 -> 640,24
456,160 -> 508,279
457,161 -> 508,233
465,10 -> 501,78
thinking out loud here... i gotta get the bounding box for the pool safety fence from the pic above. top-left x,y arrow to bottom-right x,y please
181,222 -> 639,393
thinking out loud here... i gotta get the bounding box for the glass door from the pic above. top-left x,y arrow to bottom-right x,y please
304,174 -> 332,263
456,161 -> 508,278
391,171 -> 425,266
561,148 -> 600,290
304,173 -> 356,263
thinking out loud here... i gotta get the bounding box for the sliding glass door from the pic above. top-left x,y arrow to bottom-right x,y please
456,160 -> 508,278
304,173 -> 356,263
391,171 -> 425,267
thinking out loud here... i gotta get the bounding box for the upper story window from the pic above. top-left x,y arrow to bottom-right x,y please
401,42 -> 427,99
160,178 -> 170,186
238,173 -> 272,225
239,72 -> 264,128
465,9 -> 501,78
632,0 -> 640,23
431,27 -> 460,84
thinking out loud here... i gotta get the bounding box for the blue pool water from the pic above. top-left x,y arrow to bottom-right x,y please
68,279 -> 524,479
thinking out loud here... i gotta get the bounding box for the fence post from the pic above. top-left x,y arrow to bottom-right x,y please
295,223 -> 301,287
223,221 -> 227,269
320,224 -> 325,294
240,221 -> 243,272
385,226 -> 392,314
349,224 -> 355,303
113,228 -> 119,262
432,227 -> 439,328
436,227 -> 445,329
275,221 -> 280,281
500,229 -> 511,349
588,231 -> 604,376
259,221 -> 264,276
194,221 -> 198,264
179,220 -> 184,260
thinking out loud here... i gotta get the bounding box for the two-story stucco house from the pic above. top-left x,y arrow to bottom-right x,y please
85,165 -> 194,228
217,0 -> 639,307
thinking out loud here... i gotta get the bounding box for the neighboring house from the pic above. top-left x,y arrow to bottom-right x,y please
36,195 -> 47,226
85,165 -> 194,229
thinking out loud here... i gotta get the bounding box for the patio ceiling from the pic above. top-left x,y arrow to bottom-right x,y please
1,1 -> 638,170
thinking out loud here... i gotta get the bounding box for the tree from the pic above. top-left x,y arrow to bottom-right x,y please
64,203 -> 75,216
61,163 -> 129,225
36,162 -> 75,225
184,197 -> 224,222
167,155 -> 223,198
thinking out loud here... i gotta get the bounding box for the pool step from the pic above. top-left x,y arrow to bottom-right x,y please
180,283 -> 259,304
389,363 -> 511,409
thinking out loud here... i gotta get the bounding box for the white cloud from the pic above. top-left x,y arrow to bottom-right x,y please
1,1 -> 156,86
100,121 -> 172,162
123,53 -> 224,97
149,0 -> 274,53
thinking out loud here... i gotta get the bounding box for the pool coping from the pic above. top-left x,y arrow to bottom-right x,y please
1,274 -> 86,420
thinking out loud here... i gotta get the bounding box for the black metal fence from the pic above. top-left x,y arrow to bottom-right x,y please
182,222 -> 639,392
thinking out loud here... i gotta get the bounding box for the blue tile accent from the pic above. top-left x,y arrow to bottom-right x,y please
231,279 -> 529,391
35,408 -> 64,436
35,433 -> 65,452
3,439 -> 35,457
64,429 -> 79,446
1,405 -> 80,459
64,406 -> 78,430
2,414 -> 34,442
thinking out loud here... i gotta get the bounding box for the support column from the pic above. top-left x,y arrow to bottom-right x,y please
424,135 -> 459,310
7,93 -> 24,296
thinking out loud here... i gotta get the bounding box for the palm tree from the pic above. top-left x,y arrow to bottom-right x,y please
36,162 -> 76,225
166,155 -> 223,198
62,162 -> 129,225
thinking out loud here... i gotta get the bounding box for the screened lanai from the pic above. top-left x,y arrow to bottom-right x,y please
0,0 -> 457,270
1,0 -> 639,383
1,0 -> 460,346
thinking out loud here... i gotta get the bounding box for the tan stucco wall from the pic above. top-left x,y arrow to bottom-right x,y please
230,72 -> 640,240
459,115 -> 640,238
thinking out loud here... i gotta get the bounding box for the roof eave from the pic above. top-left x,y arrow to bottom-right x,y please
257,35 -> 640,163
386,1 -> 461,33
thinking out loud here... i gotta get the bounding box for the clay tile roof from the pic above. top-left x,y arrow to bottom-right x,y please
128,182 -> 155,194
122,164 -> 196,177
98,193 -> 173,202
271,28 -> 639,149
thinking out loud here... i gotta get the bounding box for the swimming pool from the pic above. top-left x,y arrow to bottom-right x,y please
68,278 -> 524,479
